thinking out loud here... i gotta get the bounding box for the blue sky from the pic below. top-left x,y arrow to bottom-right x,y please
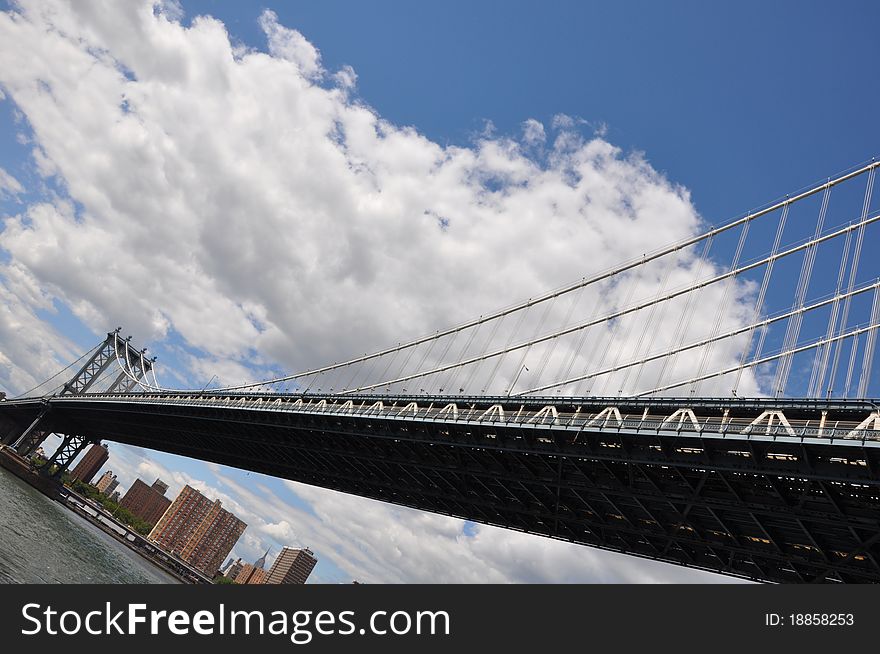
176,0 -> 880,218
7,1 -> 876,227
0,1 -> 878,583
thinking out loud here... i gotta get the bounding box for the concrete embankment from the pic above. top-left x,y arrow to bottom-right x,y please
0,444 -> 62,497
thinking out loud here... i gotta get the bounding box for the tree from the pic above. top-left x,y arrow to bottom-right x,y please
62,478 -> 155,535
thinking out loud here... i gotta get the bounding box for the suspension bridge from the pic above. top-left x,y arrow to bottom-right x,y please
2,160 -> 880,583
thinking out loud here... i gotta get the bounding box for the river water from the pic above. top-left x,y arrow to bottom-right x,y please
0,466 -> 179,583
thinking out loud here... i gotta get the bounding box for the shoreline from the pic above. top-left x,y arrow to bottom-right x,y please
0,444 -> 210,584
59,491 -> 209,584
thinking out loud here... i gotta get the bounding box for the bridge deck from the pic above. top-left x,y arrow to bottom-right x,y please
2,393 -> 880,583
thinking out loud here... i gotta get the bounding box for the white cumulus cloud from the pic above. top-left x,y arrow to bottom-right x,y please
0,166 -> 23,197
0,1 -> 760,582
522,118 -> 546,145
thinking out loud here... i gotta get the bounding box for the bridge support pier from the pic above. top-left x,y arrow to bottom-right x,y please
37,434 -> 92,478
14,430 -> 50,458
3,402 -> 50,452
0,427 -> 19,446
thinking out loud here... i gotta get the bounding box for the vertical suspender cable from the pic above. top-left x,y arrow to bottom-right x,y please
607,276 -> 658,395
505,296 -> 558,394
733,203 -> 790,394
444,320 -> 485,393
484,314 -> 518,393
531,284 -> 585,391
432,330 -> 459,393
589,271 -> 641,395
555,278 -> 609,393
809,229 -> 851,396
653,236 -> 714,393
376,349 -> 402,394
857,287 -> 880,397
692,220 -> 751,395
826,168 -> 875,397
353,351 -> 382,394
493,302 -> 533,393
389,339 -> 421,393
624,258 -> 676,393
341,357 -> 366,392
773,186 -> 831,396
411,332 -> 442,390
462,312 -> 507,393
844,334 -> 860,398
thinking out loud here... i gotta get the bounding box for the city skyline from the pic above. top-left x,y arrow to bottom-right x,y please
85,467 -> 314,582
1,1 -> 878,583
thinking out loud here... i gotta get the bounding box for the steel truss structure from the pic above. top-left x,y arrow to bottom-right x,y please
4,330 -> 155,460
2,392 -> 879,583
37,433 -> 90,476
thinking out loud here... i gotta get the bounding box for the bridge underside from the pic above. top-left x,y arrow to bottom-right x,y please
2,395 -> 880,583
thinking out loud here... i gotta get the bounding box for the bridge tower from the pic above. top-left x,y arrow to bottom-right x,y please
3,329 -> 153,477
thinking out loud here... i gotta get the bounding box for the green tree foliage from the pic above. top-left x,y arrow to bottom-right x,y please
64,478 -> 154,535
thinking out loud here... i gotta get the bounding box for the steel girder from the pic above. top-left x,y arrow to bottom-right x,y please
38,433 -> 90,477
19,396 -> 880,584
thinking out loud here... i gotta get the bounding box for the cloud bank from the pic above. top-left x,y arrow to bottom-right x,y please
0,1 -> 754,582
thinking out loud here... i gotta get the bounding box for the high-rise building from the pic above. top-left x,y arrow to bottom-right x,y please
223,558 -> 244,580
148,484 -> 247,576
234,548 -> 271,585
266,547 -> 317,585
119,478 -> 172,526
69,443 -> 109,484
180,504 -> 247,575
234,563 -> 269,584
95,470 -> 118,494
244,567 -> 269,585
109,490 -> 120,503
253,548 -> 270,570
